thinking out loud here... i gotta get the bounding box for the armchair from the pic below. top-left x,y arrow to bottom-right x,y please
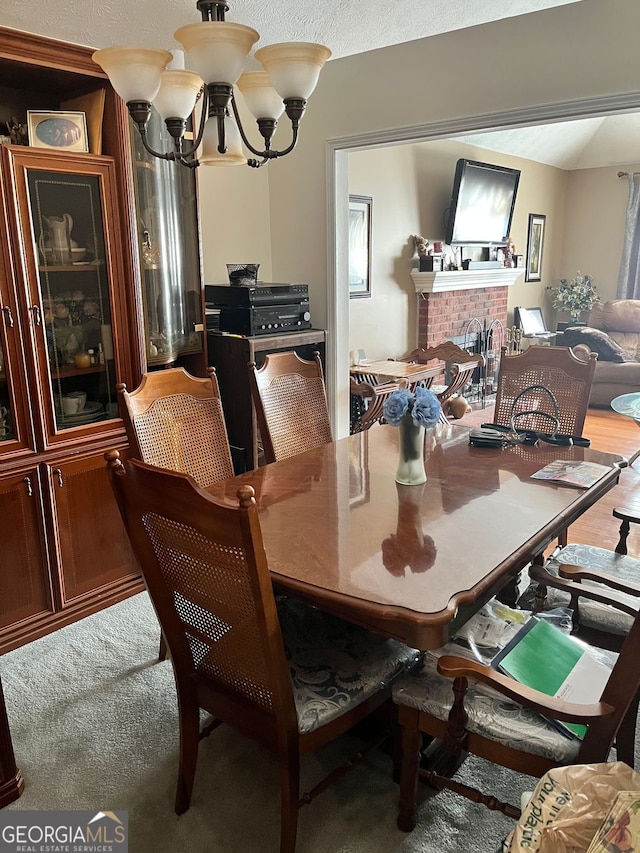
393,583 -> 640,832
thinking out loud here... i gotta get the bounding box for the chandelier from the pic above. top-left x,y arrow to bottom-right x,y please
92,0 -> 331,169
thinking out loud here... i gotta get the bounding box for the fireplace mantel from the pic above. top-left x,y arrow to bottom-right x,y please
411,267 -> 524,293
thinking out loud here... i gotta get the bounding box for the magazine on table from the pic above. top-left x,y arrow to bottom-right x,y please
530,459 -> 611,489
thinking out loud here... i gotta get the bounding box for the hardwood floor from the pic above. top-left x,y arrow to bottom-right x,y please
572,408 -> 640,557
459,404 -> 640,558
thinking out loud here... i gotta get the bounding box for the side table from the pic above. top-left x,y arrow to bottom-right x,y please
611,392 -> 640,466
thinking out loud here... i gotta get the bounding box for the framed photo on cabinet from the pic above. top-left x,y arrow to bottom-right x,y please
348,195 -> 372,298
525,213 -> 546,282
27,110 -> 89,153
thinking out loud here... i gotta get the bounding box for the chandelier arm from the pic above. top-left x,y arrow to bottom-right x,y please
229,94 -> 302,161
134,122 -> 178,162
229,94 -> 267,158
178,155 -> 200,168
186,85 -> 210,153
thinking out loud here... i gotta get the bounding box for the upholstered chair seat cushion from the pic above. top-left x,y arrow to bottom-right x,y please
279,598 -> 422,734
520,543 -> 639,636
392,641 -> 616,763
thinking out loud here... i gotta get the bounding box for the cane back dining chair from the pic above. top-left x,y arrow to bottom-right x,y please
117,366 -> 234,488
349,377 -> 401,433
106,451 -> 420,853
392,590 -> 640,832
249,350 -> 332,464
117,367 -> 235,660
399,340 -> 484,420
493,345 -> 597,439
492,344 -> 597,547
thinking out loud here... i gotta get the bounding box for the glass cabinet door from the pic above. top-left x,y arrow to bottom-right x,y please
0,166 -> 35,456
3,149 -> 127,443
0,281 -> 30,453
130,109 -> 203,366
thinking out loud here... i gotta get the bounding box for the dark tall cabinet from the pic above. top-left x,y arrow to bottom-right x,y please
208,329 -> 327,470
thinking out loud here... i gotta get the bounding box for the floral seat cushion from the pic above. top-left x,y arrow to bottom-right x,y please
278,598 -> 422,735
519,543 -> 639,636
392,641 -> 616,763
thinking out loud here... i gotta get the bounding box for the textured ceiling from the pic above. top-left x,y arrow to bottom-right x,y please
454,112 -> 640,170
1,0 -> 581,57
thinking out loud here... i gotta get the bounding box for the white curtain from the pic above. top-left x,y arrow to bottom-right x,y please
617,172 -> 640,298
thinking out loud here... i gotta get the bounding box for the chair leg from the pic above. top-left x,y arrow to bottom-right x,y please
279,750 -> 300,853
174,695 -> 200,815
616,692 -> 640,768
158,630 -> 169,662
397,706 -> 421,833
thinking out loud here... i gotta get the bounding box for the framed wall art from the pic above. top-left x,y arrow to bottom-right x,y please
27,110 -> 89,153
525,213 -> 546,282
348,194 -> 372,298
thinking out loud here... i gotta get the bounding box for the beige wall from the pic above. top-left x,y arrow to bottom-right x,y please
559,163 -> 640,307
348,140 -> 571,360
198,164 -> 272,285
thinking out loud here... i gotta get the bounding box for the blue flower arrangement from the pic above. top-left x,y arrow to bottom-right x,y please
383,385 -> 442,429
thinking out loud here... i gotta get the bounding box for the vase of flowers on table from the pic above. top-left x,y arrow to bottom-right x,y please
382,385 -> 442,485
552,271 -> 599,325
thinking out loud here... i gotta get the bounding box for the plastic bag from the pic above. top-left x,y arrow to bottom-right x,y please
505,762 -> 640,853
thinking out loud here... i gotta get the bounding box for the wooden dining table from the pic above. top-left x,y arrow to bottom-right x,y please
206,423 -> 625,650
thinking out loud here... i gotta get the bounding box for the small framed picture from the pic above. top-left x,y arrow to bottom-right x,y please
348,195 -> 373,299
27,111 -> 89,153
525,213 -> 546,282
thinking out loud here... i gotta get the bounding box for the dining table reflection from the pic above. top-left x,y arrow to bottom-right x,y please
206,423 -> 624,649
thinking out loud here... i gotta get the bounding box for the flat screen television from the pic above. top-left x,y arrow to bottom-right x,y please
444,158 -> 521,246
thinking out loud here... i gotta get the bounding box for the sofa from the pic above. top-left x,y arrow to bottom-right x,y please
560,299 -> 640,407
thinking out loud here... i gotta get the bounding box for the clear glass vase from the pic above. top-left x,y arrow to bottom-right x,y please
395,414 -> 427,485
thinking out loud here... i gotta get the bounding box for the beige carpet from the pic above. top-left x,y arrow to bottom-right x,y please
1,592 -> 541,852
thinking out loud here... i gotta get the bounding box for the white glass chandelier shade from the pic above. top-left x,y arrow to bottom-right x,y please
254,43 -> 331,100
174,22 -> 259,85
92,47 -> 172,103
236,71 -> 284,120
199,113 -> 246,166
153,70 -> 203,121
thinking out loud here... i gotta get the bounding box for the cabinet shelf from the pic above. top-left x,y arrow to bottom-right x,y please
52,363 -> 107,379
39,264 -> 101,273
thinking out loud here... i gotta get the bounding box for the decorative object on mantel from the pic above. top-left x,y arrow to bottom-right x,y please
383,386 -> 442,485
413,235 -> 429,257
552,271 -> 599,324
92,0 -> 330,169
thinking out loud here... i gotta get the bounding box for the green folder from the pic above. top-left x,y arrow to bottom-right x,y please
492,617 -> 610,739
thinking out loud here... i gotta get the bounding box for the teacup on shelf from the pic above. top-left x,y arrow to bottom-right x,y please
61,391 -> 86,415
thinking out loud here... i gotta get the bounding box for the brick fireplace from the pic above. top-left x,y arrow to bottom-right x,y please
410,268 -> 522,349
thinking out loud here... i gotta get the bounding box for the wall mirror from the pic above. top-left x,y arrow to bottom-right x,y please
348,195 -> 372,298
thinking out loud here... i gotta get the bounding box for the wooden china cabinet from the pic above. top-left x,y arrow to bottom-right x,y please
0,27 -> 203,656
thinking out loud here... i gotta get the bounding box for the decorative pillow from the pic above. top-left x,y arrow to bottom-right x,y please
561,326 -> 633,362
